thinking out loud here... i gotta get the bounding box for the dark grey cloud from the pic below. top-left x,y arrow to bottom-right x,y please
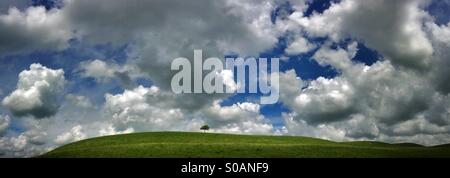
0,6 -> 71,55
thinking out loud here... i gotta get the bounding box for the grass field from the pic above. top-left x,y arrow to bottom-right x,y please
41,132 -> 450,158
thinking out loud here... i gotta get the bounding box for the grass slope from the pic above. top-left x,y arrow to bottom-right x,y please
41,132 -> 450,158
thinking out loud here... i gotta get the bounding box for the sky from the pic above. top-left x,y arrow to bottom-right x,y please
0,0 -> 450,157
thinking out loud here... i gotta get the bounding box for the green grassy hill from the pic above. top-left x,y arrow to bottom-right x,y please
41,132 -> 450,158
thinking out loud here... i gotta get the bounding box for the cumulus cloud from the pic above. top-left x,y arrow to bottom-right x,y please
312,41 -> 358,71
99,125 -> 134,137
0,122 -> 48,157
0,115 -> 10,135
103,86 -> 185,131
202,101 -> 273,134
428,22 -> 450,45
78,59 -> 117,80
2,63 -> 65,118
426,21 -> 450,94
285,35 -> 316,55
342,114 -> 380,139
78,59 -> 139,88
64,94 -> 94,109
54,125 -> 86,144
283,113 -> 347,141
283,74 -> 356,124
0,6 -> 72,54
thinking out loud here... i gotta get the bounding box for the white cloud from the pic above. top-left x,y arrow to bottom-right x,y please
64,94 -> 93,109
98,124 -> 134,136
78,59 -> 117,80
54,125 -> 87,144
283,113 -> 347,141
2,63 -> 65,118
202,101 -> 273,134
424,93 -> 450,126
280,70 -> 356,124
10,135 -> 27,151
427,22 -> 450,45
218,69 -> 239,93
312,41 -> 358,71
426,21 -> 450,94
343,114 -> 379,139
103,86 -> 186,131
78,59 -> 141,89
0,122 -> 48,157
285,36 -> 316,55
0,115 -> 10,135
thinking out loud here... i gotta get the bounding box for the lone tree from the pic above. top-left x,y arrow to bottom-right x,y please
200,125 -> 210,133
